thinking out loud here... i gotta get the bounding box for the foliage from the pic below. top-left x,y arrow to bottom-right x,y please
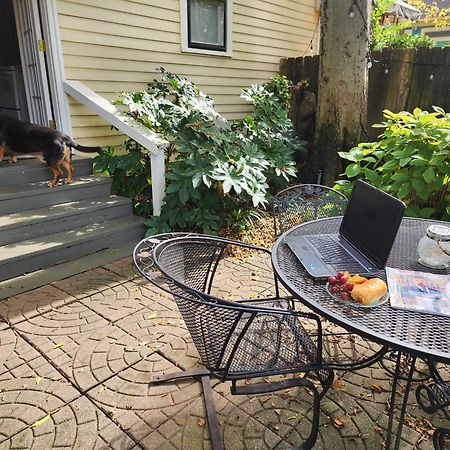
94,69 -> 304,234
371,0 -> 436,50
93,141 -> 154,217
262,75 -> 293,108
408,0 -> 450,28
336,106 -> 450,221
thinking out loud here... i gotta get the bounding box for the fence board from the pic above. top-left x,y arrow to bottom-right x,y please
280,47 -> 450,140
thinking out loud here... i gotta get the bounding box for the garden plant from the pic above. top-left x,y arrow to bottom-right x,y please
336,106 -> 450,221
94,69 -> 305,234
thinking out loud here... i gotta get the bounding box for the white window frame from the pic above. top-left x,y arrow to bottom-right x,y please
180,0 -> 233,57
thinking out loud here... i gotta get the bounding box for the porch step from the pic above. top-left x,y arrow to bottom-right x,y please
0,196 -> 132,245
0,175 -> 112,214
0,156 -> 93,186
0,216 -> 145,282
0,244 -> 136,301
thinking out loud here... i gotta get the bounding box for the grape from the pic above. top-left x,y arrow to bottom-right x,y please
340,277 -> 348,285
337,272 -> 345,279
340,292 -> 350,301
344,282 -> 354,291
330,286 -> 338,294
328,276 -> 338,285
341,285 -> 349,293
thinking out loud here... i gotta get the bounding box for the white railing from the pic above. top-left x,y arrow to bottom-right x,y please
63,80 -> 168,216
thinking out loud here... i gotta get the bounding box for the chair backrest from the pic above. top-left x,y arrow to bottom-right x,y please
151,237 -> 321,381
153,237 -> 226,294
272,184 -> 347,236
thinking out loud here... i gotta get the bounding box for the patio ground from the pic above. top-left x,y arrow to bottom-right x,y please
0,255 -> 447,449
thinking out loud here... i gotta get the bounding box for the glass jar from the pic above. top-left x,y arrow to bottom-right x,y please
417,224 -> 450,269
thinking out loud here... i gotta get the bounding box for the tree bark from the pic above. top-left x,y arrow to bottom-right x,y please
314,0 -> 371,186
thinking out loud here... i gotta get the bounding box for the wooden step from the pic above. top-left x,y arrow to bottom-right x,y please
0,175 -> 112,214
0,196 -> 132,245
0,155 -> 93,186
0,216 -> 145,282
0,244 -> 137,300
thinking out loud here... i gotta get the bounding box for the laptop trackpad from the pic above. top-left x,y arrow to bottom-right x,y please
285,237 -> 333,278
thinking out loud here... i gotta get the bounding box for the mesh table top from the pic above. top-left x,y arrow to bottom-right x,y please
272,217 -> 450,363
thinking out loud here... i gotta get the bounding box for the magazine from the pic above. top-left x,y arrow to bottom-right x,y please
386,267 -> 450,317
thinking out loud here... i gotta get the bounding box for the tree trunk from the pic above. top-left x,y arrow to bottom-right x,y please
314,0 -> 371,186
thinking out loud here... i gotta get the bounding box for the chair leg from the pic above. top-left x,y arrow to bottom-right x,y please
201,376 -> 224,450
433,428 -> 450,450
152,369 -> 224,450
231,377 -> 321,450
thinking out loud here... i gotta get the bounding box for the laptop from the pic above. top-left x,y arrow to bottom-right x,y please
285,180 -> 405,278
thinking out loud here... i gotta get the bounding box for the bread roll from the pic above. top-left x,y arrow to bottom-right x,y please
351,278 -> 387,305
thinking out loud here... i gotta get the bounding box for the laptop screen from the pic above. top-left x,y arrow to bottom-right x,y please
339,180 -> 405,268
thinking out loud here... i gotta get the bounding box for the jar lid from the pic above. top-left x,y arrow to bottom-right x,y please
426,225 -> 450,241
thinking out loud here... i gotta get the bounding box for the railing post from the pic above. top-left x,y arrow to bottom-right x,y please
150,147 -> 166,216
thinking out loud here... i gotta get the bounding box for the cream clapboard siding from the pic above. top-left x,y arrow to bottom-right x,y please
57,0 -> 319,145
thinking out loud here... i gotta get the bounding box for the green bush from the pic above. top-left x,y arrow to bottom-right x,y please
94,69 -> 305,234
371,0 -> 436,50
336,107 -> 450,221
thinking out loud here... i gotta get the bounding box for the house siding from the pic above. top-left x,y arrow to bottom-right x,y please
57,0 -> 319,145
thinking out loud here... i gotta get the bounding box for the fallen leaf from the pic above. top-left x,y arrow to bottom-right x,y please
53,343 -> 64,349
197,418 -> 206,427
331,379 -> 345,390
35,376 -> 43,385
148,312 -> 158,319
333,418 -> 345,428
31,415 -> 50,427
371,384 -> 384,393
270,424 -> 280,431
288,415 -> 297,420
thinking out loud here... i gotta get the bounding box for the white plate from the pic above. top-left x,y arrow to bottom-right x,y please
325,283 -> 389,308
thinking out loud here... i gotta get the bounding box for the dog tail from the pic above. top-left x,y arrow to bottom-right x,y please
67,141 -> 103,153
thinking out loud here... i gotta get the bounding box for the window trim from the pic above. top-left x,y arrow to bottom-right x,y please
180,0 -> 233,57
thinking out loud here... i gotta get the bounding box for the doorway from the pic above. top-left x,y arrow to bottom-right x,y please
0,0 -> 54,127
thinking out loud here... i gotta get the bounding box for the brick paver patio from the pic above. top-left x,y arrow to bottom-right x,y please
0,255 -> 447,449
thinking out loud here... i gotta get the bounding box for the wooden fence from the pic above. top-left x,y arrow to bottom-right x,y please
280,46 -> 450,140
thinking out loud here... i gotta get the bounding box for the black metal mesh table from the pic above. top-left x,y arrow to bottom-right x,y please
272,216 -> 450,449
272,216 -> 450,364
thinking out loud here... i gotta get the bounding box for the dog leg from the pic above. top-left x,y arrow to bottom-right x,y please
48,165 -> 63,187
62,146 -> 74,184
0,145 -> 4,162
8,153 -> 17,163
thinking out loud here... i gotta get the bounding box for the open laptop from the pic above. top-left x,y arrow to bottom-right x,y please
285,180 -> 405,278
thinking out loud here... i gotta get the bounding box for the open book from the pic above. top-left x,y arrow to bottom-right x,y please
386,267 -> 450,317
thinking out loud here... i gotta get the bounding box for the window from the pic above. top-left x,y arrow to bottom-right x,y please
181,0 -> 232,56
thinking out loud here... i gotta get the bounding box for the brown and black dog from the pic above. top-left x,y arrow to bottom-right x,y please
0,113 -> 103,187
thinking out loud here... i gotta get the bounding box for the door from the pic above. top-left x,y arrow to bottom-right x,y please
13,0 -> 53,127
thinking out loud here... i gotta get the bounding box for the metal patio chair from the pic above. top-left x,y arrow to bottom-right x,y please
134,234 -> 334,450
272,184 -> 347,237
416,381 -> 450,450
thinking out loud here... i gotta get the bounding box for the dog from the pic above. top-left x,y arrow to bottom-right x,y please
0,113 -> 103,187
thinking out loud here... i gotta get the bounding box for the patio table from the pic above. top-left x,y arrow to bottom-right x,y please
272,216 -> 450,450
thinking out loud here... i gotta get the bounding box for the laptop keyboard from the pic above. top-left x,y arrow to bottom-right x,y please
305,235 -> 369,273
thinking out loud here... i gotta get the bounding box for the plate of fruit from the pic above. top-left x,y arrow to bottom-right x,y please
326,271 -> 389,308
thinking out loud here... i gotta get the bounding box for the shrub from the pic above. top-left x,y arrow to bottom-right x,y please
336,107 -> 450,221
371,0 -> 436,50
94,69 -> 305,234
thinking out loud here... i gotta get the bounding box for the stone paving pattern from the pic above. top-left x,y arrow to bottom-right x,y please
0,255 -> 448,449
